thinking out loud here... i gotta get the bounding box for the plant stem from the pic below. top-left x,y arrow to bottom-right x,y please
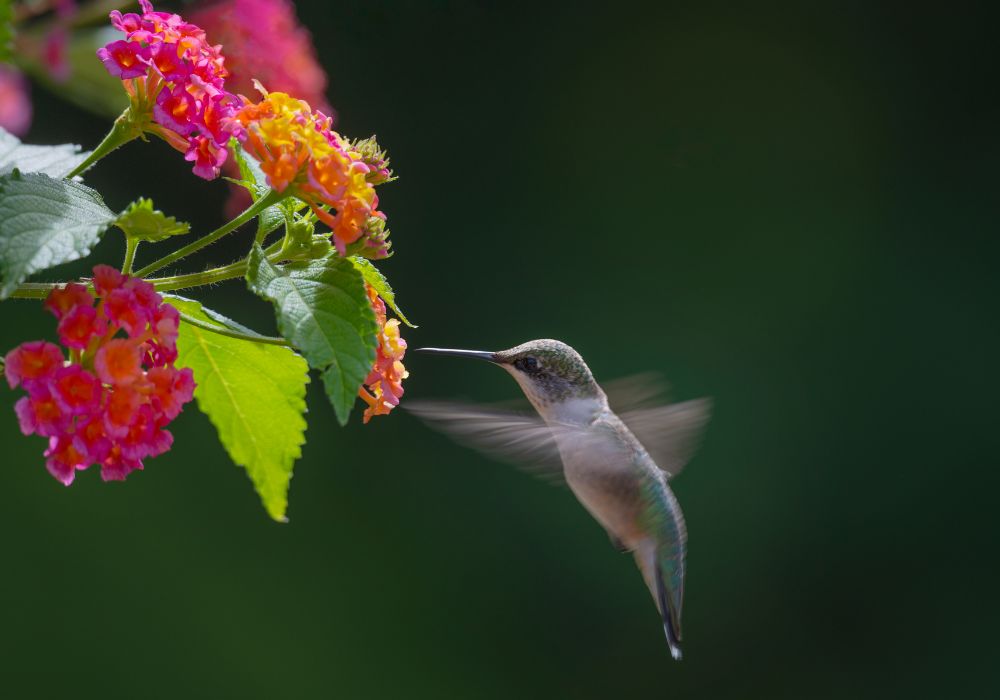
133,190 -> 284,278
147,261 -> 248,292
8,241 -> 290,301
122,239 -> 139,274
66,110 -> 140,179
9,283 -> 59,300
177,311 -> 291,346
146,240 -> 285,292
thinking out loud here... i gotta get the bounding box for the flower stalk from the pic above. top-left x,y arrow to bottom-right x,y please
66,110 -> 141,179
121,238 -> 140,275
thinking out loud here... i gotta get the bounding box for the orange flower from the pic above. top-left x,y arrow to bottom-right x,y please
94,339 -> 143,386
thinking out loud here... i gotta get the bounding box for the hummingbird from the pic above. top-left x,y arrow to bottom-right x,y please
409,339 -> 710,660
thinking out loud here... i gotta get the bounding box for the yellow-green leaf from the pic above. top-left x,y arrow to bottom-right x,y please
170,295 -> 309,522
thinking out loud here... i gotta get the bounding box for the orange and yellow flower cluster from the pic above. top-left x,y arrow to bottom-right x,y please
358,285 -> 408,423
229,89 -> 387,257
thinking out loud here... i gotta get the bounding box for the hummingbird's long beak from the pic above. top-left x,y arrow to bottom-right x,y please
415,347 -> 498,362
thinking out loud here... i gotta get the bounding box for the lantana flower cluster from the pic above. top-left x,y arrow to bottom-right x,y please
4,266 -> 195,485
229,89 -> 389,257
97,0 -> 239,179
358,285 -> 408,423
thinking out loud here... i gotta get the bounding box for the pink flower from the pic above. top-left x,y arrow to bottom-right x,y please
94,339 -> 143,386
100,447 -> 143,482
147,366 -> 195,422
43,27 -> 72,83
45,283 -> 93,319
51,365 -> 102,415
56,304 -> 106,349
15,385 -> 70,438
4,265 -> 195,485
0,66 -> 32,137
92,265 -> 126,296
45,436 -> 88,486
97,1 -> 241,179
103,287 -> 151,337
96,39 -> 150,80
5,341 -> 64,389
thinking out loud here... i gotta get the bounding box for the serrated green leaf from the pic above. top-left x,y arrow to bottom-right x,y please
246,245 -> 378,426
169,294 -> 309,522
0,171 -> 115,298
114,198 -> 190,242
0,126 -> 92,178
350,256 -> 416,328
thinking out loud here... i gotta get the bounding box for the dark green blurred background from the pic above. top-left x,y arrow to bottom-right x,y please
2,1 -> 998,697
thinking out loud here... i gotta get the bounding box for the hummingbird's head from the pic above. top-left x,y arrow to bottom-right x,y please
417,340 -> 607,423
497,340 -> 607,421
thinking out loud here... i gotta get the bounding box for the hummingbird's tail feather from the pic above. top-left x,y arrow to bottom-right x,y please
655,562 -> 684,661
636,539 -> 684,661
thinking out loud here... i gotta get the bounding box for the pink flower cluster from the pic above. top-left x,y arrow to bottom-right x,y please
96,0 -> 240,179
4,266 -> 195,485
188,0 -> 332,115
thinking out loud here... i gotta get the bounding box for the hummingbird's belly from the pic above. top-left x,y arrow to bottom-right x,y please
559,447 -> 649,549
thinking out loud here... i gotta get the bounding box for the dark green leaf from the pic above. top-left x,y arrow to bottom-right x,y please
169,295 -> 309,522
114,198 -> 190,242
246,245 -> 378,425
0,126 -> 92,178
350,256 -> 416,327
0,171 -> 115,298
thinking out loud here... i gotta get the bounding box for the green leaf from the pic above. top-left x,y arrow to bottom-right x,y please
0,171 -> 115,298
350,256 -> 416,327
0,126 -> 92,178
246,245 -> 378,426
114,198 -> 190,242
169,295 -> 309,522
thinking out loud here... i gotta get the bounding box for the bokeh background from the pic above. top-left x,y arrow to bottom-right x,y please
2,1 -> 998,697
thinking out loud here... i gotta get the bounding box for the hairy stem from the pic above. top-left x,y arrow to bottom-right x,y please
146,240 -> 285,292
66,110 -> 140,179
122,239 -> 140,275
8,283 -> 56,300
133,190 -> 284,278
8,241 -> 291,300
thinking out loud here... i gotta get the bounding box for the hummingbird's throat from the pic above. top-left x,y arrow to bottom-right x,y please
503,367 -> 605,425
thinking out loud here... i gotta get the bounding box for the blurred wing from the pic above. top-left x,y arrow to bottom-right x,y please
620,398 -> 712,478
406,400 -> 569,483
603,372 -> 674,411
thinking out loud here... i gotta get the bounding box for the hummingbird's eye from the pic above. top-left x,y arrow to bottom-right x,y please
517,356 -> 540,372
